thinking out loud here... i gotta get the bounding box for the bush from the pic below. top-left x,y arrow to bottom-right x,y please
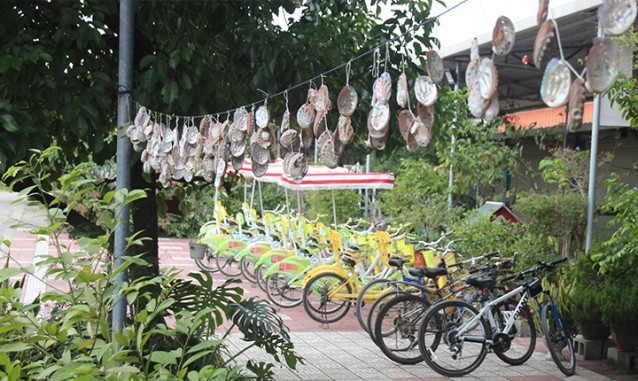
382,158 -> 460,233
1,147 -> 302,380
513,192 -> 587,258
305,189 -> 363,225
449,212 -> 525,260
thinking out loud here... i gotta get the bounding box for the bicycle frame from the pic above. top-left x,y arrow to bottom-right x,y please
453,283 -> 529,343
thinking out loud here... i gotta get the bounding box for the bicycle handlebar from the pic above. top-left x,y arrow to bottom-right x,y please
501,257 -> 568,282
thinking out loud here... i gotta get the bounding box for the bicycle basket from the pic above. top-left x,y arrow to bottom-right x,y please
527,277 -> 543,297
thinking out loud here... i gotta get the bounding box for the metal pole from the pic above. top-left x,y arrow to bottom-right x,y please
114,0 -> 134,340
585,27 -> 604,254
257,181 -> 264,218
448,63 -> 460,208
331,190 -> 337,227
249,178 -> 256,211
364,154 -> 370,217
585,92 -> 603,252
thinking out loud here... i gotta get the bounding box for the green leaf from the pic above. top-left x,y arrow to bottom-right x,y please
0,343 -> 31,352
0,114 -> 19,132
169,50 -> 181,69
185,338 -> 223,354
148,351 -> 177,365
106,365 -> 140,374
179,72 -> 192,90
168,81 -> 179,104
139,55 -> 156,69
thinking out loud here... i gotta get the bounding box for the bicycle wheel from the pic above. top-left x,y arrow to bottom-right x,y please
255,265 -> 268,292
303,272 -> 352,324
195,248 -> 219,273
373,294 -> 430,364
265,273 -> 303,308
492,302 -> 536,366
418,299 -> 490,377
355,278 -> 393,333
368,290 -> 407,344
240,256 -> 257,283
216,252 -> 242,277
542,303 -> 576,376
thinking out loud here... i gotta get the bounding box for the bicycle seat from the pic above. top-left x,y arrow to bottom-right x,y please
340,253 -> 364,267
388,256 -> 410,268
466,276 -> 496,290
407,266 -> 448,279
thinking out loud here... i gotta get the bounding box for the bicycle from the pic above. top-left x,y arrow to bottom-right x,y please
354,234 -> 448,334
371,252 -> 511,365
417,258 -> 575,377
301,230 -> 408,324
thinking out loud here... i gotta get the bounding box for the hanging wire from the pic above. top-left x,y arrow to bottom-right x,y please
345,61 -> 352,86
131,0 -> 470,120
384,42 -> 390,72
550,18 -> 584,80
371,47 -> 381,78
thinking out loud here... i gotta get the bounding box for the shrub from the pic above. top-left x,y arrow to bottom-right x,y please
1,147 -> 302,380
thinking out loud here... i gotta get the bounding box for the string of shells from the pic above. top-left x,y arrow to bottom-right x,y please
310,84 -> 341,169
366,71 -> 392,150
532,0 -> 631,131
465,15 -> 512,121
128,107 -> 230,188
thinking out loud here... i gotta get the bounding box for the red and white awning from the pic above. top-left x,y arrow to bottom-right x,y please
278,169 -> 394,191
231,158 -> 395,190
231,158 -> 284,183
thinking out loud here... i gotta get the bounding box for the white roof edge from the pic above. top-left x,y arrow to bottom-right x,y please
440,0 -> 603,59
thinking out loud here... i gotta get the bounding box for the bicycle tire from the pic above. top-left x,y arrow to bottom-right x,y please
194,248 -> 219,273
542,303 -> 576,376
255,265 -> 268,292
418,299 -> 490,377
373,294 -> 430,364
492,301 -> 536,366
302,272 -> 352,324
215,252 -> 242,277
265,273 -> 303,308
240,256 -> 257,283
367,290 -> 410,344
355,278 -> 393,333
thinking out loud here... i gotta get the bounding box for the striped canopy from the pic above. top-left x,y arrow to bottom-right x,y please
232,158 -> 394,190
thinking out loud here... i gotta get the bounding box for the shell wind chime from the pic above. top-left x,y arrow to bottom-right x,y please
531,0 -> 632,132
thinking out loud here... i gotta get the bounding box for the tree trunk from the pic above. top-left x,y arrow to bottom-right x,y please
129,160 -> 160,281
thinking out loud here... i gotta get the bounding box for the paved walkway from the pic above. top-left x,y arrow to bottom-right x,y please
1,190 -> 635,381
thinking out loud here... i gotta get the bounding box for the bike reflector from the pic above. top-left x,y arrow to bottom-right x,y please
279,262 -> 298,272
228,241 -> 243,249
250,246 -> 269,255
271,255 -> 286,262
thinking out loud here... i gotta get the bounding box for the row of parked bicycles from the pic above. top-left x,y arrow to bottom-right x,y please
194,203 -> 576,377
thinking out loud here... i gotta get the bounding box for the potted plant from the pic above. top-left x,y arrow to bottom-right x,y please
598,279 -> 638,351
569,284 -> 610,341
590,175 -> 638,350
565,252 -> 610,341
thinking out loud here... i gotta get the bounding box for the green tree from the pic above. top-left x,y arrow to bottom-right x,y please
1,1 -> 440,282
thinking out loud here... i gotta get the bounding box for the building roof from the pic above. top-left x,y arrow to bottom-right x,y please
499,101 -> 594,132
442,1 -> 602,114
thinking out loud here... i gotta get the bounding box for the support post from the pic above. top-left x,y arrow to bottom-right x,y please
448,63 -> 460,209
364,154 -> 370,217
114,0 -> 134,340
585,27 -> 604,253
585,92 -> 602,252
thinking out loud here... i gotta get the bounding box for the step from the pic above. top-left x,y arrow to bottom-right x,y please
607,346 -> 638,373
574,335 -> 614,360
